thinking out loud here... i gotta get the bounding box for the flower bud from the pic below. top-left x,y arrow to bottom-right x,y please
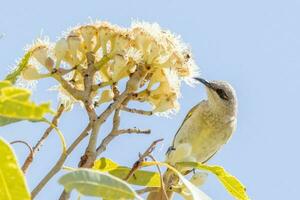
21,65 -> 46,80
31,46 -> 48,66
153,96 -> 179,113
111,35 -> 132,55
57,86 -> 76,112
98,89 -> 114,104
111,55 -> 128,82
67,33 -> 83,65
97,23 -> 117,55
99,65 -> 112,82
125,47 -> 142,64
128,65 -> 137,73
131,28 -> 152,53
78,25 -> 98,52
54,38 -> 68,61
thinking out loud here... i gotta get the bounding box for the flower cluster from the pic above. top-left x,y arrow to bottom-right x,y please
21,21 -> 199,114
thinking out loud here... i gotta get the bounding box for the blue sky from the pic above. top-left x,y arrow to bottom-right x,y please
1,0 -> 300,199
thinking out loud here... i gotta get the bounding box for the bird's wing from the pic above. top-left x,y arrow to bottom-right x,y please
202,118 -> 237,163
202,151 -> 217,163
171,102 -> 202,147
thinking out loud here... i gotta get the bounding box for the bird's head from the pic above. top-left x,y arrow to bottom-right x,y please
194,77 -> 238,116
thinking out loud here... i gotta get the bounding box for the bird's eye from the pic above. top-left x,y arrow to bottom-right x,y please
216,89 -> 229,100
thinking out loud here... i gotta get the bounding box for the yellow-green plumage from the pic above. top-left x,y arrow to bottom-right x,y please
167,99 -> 237,165
147,79 -> 238,200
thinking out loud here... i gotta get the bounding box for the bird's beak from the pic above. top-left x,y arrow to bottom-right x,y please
194,77 -> 213,89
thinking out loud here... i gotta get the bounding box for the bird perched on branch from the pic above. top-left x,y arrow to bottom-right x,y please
147,78 -> 238,200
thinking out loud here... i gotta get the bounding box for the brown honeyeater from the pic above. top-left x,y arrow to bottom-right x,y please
147,78 -> 238,200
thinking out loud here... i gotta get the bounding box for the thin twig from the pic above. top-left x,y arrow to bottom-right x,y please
45,58 -> 84,101
95,109 -> 121,156
76,52 -> 100,168
94,55 -> 111,69
91,81 -> 114,91
124,139 -> 164,181
60,65 -> 148,200
31,123 -> 92,199
58,54 -> 117,200
114,128 -> 151,135
95,107 -> 151,156
112,82 -> 120,100
121,107 -> 153,116
83,52 -> 96,101
81,67 -> 147,167
58,192 -> 70,200
22,104 -> 65,173
95,134 -> 117,157
56,67 -> 77,76
148,154 -> 168,200
59,110 -> 122,200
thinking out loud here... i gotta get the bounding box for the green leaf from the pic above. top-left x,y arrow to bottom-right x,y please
0,81 -> 52,126
93,157 -> 161,187
110,167 -> 161,187
59,168 -> 142,200
0,117 -> 20,126
0,137 -> 31,200
0,81 -> 12,89
1,87 -> 31,101
5,51 -> 32,84
93,157 -> 119,172
177,162 -> 250,200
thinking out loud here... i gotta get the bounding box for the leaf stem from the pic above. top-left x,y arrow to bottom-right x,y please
42,118 -> 67,154
10,140 -> 33,170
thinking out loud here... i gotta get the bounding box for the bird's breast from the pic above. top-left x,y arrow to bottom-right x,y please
173,109 -> 236,163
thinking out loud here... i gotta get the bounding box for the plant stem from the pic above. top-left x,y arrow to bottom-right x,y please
121,107 -> 153,116
31,123 -> 92,199
95,109 -> 121,156
22,104 -> 65,173
59,66 -> 148,199
79,66 -> 146,167
114,128 -> 151,135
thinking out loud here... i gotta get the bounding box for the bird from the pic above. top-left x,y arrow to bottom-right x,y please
147,78 -> 238,200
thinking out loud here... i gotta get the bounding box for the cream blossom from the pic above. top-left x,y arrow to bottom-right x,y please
31,45 -> 49,66
21,65 -> 49,80
54,38 -> 68,67
21,21 -> 199,114
97,89 -> 114,105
